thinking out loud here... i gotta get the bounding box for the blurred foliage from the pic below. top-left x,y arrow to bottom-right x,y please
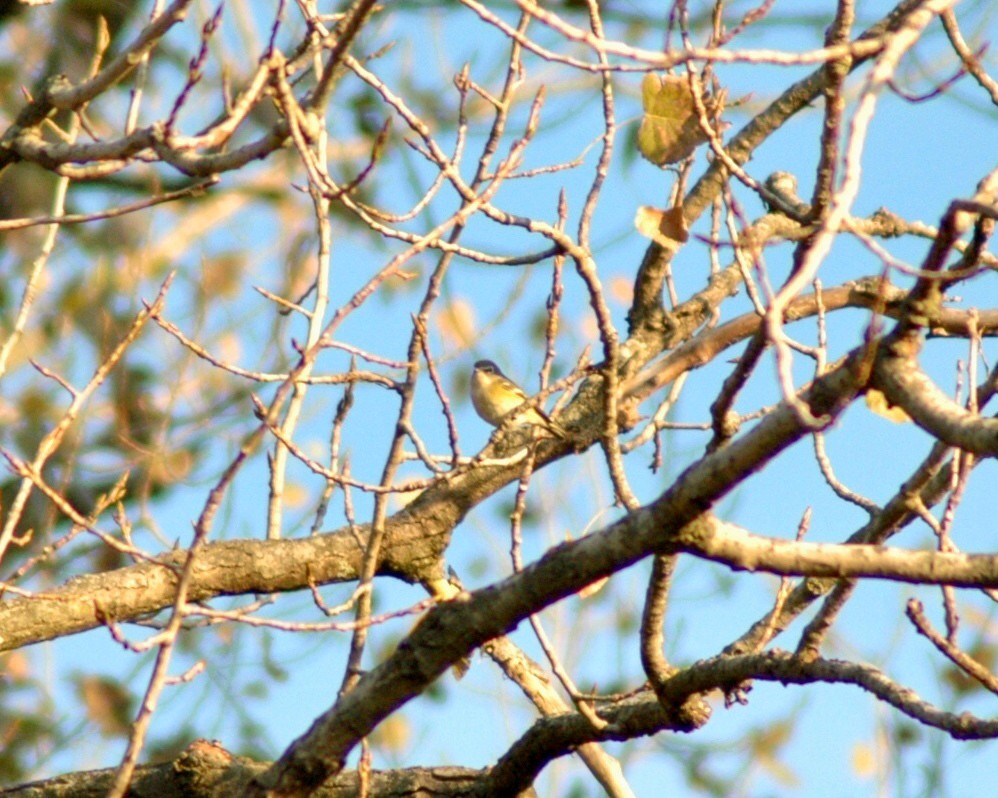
74,674 -> 134,738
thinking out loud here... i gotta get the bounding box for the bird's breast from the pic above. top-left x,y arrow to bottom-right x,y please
470,373 -> 505,425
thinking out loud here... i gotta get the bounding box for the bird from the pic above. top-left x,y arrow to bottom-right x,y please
470,360 -> 569,439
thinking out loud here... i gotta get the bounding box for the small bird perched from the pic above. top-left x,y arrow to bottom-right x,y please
470,360 -> 569,439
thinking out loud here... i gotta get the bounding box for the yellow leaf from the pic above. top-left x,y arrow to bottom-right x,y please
865,389 -> 911,423
637,74 -> 725,166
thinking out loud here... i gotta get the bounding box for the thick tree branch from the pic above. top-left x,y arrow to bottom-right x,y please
662,651 -> 998,740
874,355 -> 998,454
680,516 -> 998,587
0,739 -> 497,798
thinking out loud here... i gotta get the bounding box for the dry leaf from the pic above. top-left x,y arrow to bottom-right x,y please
200,253 -> 245,298
637,74 -> 725,166
616,398 -> 645,431
147,447 -> 194,485
577,575 -> 609,599
371,714 -> 411,753
393,488 -> 423,509
851,742 -> 876,777
3,652 -> 31,682
609,275 -> 633,305
759,756 -> 801,788
282,481 -> 309,509
437,298 -> 476,347
580,314 -> 600,342
216,332 -> 243,364
635,205 -> 689,251
76,675 -> 133,737
865,389 -> 911,423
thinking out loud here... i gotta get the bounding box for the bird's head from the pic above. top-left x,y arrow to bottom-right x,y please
473,360 -> 502,376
